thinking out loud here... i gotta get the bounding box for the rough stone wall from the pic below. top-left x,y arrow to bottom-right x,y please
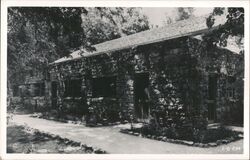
10,69 -> 49,112
85,54 -> 119,121
47,38 -> 200,122
48,49 -> 136,120
47,36 -> 243,125
187,37 -> 244,124
143,38 -> 203,127
49,59 -> 87,116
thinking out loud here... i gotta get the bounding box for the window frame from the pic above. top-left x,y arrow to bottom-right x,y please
12,85 -> 20,97
226,75 -> 236,99
91,76 -> 117,98
33,82 -> 45,97
64,78 -> 82,98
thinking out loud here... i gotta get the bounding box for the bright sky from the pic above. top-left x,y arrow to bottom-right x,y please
142,7 -> 214,26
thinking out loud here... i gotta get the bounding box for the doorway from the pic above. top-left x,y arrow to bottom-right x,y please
51,81 -> 58,108
134,73 -> 150,119
208,74 -> 217,122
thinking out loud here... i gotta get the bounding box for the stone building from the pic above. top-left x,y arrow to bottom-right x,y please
9,68 -> 50,112
12,15 -> 244,125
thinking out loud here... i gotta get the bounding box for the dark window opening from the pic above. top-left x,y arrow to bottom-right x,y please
208,75 -> 217,100
227,88 -> 235,99
29,70 -> 34,77
135,73 -> 150,119
228,76 -> 236,83
208,74 -> 217,121
33,83 -> 45,97
13,85 -> 19,97
92,76 -> 116,98
64,79 -> 82,97
21,85 -> 30,97
46,71 -> 50,80
227,76 -> 236,99
17,82 -> 45,97
17,85 -> 29,97
51,81 -> 58,98
51,81 -> 58,108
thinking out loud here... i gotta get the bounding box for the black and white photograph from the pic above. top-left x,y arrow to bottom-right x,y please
0,0 -> 249,159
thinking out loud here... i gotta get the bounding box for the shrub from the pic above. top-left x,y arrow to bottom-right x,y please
85,100 -> 122,126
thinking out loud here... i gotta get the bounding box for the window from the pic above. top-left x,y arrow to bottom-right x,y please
64,79 -> 82,97
228,76 -> 236,83
208,74 -> 217,100
92,76 -> 116,97
227,88 -> 235,99
227,76 -> 236,99
51,81 -> 58,98
13,85 -> 19,97
19,85 -> 30,97
33,83 -> 45,97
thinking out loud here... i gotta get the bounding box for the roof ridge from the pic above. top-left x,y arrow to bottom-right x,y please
52,15 -> 227,64
93,15 -> 207,48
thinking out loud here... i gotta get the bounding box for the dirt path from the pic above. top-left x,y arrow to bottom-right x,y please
11,114 -> 243,154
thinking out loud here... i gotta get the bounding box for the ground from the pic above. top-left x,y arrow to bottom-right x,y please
8,114 -> 244,154
7,122 -> 105,153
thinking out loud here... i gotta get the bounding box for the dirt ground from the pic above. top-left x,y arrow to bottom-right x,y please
7,123 -> 103,154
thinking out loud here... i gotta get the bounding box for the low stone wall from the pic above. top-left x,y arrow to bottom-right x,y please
10,96 -> 47,112
62,97 -> 88,116
88,97 -> 120,122
10,97 -> 22,110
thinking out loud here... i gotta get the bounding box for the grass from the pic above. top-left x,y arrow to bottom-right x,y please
7,124 -> 106,154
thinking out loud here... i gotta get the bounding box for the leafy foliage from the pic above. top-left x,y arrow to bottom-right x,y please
205,7 -> 244,51
82,7 -> 149,45
123,125 -> 241,144
163,7 -> 194,26
175,7 -> 194,21
7,7 -> 149,90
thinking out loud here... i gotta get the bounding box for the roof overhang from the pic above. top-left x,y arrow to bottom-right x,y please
50,15 -> 227,65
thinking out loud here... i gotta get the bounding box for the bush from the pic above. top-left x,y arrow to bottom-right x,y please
195,127 -> 239,143
85,100 -> 122,126
124,124 -> 241,145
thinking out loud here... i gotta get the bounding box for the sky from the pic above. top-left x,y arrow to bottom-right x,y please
142,7 -> 214,26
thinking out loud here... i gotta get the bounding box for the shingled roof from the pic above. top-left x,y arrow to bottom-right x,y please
52,15 -> 227,64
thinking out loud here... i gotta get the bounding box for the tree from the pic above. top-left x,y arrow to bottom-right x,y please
162,13 -> 174,26
162,7 -> 194,26
81,7 -> 149,45
175,7 -> 194,21
7,7 -> 150,96
8,8 -> 57,87
204,8 -> 244,125
205,7 -> 244,52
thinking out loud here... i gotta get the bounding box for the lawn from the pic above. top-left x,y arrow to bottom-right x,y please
7,124 -> 106,154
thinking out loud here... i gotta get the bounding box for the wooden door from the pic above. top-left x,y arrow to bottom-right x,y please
208,74 -> 217,122
135,73 -> 150,120
51,81 -> 58,108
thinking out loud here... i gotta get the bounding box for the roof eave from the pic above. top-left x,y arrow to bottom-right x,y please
50,25 -> 220,66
